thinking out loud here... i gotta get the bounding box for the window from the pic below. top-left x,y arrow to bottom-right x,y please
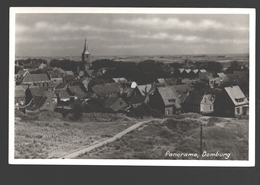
166,110 -> 169,116
236,107 -> 240,114
210,105 -> 212,110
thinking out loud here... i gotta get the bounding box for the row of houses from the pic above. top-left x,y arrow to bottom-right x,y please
15,75 -> 248,117
14,62 -> 249,117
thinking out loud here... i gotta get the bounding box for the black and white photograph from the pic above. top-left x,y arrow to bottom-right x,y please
9,8 -> 255,166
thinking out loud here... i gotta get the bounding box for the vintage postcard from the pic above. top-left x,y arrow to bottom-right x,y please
9,8 -> 255,166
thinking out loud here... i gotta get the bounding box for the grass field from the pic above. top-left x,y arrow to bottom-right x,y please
77,113 -> 249,160
14,110 -> 139,159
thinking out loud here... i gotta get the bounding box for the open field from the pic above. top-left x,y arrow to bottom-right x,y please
16,53 -> 249,64
77,113 -> 248,160
14,111 -> 141,159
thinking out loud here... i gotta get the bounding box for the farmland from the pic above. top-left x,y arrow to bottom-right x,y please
77,113 -> 248,160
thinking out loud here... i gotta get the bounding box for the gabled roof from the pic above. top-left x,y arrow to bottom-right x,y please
217,72 -> 227,78
185,69 -> 191,73
112,77 -> 127,83
156,86 -> 181,109
157,78 -> 166,84
22,74 -> 50,83
47,71 -> 60,78
67,86 -> 86,99
122,87 -> 135,97
28,87 -> 56,98
130,94 -> 147,105
200,69 -> 207,73
56,89 -> 70,99
27,96 -> 47,110
28,86 -> 46,97
104,97 -> 120,108
85,92 -> 94,98
38,63 -> 47,69
104,97 -> 127,111
224,86 -> 248,106
55,83 -> 67,89
199,72 -> 214,80
85,69 -> 94,76
43,90 -> 57,98
164,78 -> 177,85
91,83 -> 121,97
17,70 -> 27,76
15,85 -> 26,98
178,92 -> 189,103
179,68 -> 185,73
193,69 -> 199,74
136,84 -> 152,96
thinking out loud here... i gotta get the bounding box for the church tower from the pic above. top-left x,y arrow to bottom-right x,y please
82,38 -> 91,69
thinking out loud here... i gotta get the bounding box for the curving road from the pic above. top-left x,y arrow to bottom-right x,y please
60,118 -> 165,159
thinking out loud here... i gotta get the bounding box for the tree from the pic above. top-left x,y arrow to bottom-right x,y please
206,61 -> 223,73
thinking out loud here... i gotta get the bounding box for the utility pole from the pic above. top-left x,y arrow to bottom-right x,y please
200,123 -> 203,158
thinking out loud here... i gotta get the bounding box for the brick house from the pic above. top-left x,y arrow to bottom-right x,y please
22,74 -> 51,88
15,85 -> 26,109
23,87 -> 57,111
104,97 -> 128,112
91,83 -> 122,99
183,92 -> 215,114
199,72 -> 215,88
149,86 -> 182,116
214,85 -> 249,117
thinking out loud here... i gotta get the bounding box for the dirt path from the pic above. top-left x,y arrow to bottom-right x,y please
60,118 -> 165,159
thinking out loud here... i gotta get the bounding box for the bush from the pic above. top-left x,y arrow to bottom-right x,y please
38,110 -> 63,120
127,104 -> 163,118
15,110 -> 39,122
83,99 -> 115,113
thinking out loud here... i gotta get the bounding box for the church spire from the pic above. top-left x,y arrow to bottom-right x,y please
82,38 -> 90,63
83,38 -> 87,53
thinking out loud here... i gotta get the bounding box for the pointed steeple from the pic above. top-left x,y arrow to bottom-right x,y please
83,38 -> 87,53
82,38 -> 90,62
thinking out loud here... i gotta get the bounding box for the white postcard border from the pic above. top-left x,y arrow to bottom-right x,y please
9,7 -> 256,166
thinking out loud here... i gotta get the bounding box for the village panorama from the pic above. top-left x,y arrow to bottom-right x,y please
14,39 -> 249,160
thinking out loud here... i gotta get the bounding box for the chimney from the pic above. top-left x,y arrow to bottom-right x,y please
119,87 -> 123,96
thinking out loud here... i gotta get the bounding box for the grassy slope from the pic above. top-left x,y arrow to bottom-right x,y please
14,111 -> 138,159
78,113 -> 248,160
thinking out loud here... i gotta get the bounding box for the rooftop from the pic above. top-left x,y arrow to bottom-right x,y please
22,74 -> 50,83
156,86 -> 181,109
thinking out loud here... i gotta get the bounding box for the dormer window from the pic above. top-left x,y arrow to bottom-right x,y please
168,99 -> 175,102
235,98 -> 244,103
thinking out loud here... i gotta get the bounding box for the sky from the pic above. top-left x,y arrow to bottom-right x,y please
15,13 -> 249,57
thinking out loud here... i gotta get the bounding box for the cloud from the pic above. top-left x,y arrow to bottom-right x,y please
15,14 -> 249,56
116,17 -> 248,32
